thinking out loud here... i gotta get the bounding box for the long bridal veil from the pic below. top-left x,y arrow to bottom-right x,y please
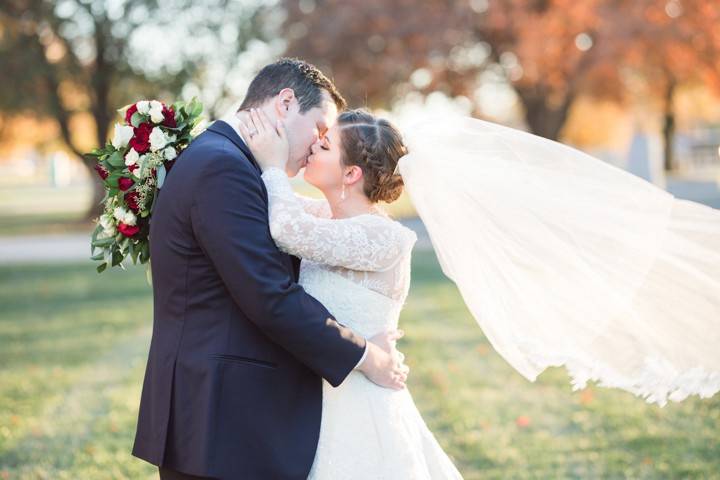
398,116 -> 720,406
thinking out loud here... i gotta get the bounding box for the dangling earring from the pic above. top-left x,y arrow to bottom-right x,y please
340,183 -> 346,200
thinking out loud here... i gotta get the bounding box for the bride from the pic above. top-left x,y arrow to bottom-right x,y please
239,108 -> 464,479
239,104 -> 720,476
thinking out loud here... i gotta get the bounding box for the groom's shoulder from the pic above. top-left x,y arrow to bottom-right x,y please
180,128 -> 254,176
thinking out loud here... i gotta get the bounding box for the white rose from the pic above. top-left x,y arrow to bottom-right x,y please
122,210 -> 137,226
163,146 -> 177,161
113,206 -> 127,221
98,226 -> 115,239
125,148 -> 139,166
99,213 -> 114,230
149,127 -> 168,152
111,124 -> 134,149
150,108 -> 164,124
149,101 -> 164,123
136,100 -> 150,114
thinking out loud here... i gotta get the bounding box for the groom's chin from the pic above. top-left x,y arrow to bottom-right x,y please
285,160 -> 306,178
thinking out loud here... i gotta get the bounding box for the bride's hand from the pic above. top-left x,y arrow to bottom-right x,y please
357,329 -> 410,390
238,108 -> 289,172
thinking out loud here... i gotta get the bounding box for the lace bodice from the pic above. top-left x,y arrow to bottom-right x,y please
261,168 -> 417,303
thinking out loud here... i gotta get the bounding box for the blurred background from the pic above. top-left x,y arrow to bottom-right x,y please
1,1 -> 719,478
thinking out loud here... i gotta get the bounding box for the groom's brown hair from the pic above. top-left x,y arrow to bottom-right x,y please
238,58 -> 346,113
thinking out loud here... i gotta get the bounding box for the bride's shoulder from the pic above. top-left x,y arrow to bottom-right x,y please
362,212 -> 417,247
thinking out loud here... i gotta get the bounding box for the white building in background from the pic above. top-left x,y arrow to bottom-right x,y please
675,125 -> 720,176
585,127 -> 720,209
666,126 -> 720,209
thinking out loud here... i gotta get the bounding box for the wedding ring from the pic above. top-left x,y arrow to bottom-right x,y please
248,129 -> 258,137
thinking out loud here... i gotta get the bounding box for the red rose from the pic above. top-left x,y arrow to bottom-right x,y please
125,103 -> 138,125
127,163 -> 138,173
118,177 -> 134,191
162,105 -> 177,128
124,191 -> 140,212
118,222 -> 140,237
94,163 -> 109,180
129,122 -> 152,153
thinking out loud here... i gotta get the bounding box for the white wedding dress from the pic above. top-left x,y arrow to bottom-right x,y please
261,168 -> 463,480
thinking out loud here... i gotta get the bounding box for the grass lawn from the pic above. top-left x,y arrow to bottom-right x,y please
0,185 -> 94,236
0,252 -> 718,479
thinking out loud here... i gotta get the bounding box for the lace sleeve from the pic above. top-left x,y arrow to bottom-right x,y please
261,168 -> 415,271
295,193 -> 332,218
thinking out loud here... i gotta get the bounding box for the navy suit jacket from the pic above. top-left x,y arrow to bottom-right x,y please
132,120 -> 367,479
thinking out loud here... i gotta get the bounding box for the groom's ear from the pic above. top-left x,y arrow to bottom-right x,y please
275,88 -> 297,118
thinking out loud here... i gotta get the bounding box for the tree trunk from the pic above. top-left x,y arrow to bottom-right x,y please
662,81 -> 676,172
519,90 -> 574,141
84,16 -> 113,220
85,163 -> 107,220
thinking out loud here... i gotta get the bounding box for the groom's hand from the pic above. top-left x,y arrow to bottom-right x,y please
357,330 -> 410,390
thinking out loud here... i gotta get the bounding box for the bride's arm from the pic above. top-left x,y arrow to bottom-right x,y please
294,193 -> 332,218
261,167 -> 414,271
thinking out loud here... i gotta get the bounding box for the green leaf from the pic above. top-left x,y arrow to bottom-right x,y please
107,151 -> 125,167
90,223 -> 102,243
96,262 -> 108,274
104,172 -> 123,188
189,99 -> 203,117
130,242 -> 140,264
90,252 -> 105,261
139,241 -> 150,263
92,236 -> 115,247
111,249 -> 124,267
156,164 -> 167,189
130,112 -> 145,128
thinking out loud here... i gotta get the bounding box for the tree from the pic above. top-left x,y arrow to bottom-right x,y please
473,0 -> 625,140
282,0 -> 477,109
617,0 -> 720,171
0,0 -> 268,217
283,0 -> 719,160
282,0 -> 623,140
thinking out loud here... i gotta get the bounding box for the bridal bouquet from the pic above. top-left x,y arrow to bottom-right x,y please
87,98 -> 204,273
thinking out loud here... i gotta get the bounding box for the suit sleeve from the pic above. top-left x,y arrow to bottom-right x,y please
190,151 -> 366,387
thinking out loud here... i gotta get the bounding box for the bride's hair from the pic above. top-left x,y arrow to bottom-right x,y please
338,109 -> 408,203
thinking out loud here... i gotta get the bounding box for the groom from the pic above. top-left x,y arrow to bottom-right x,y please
132,58 -> 409,480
